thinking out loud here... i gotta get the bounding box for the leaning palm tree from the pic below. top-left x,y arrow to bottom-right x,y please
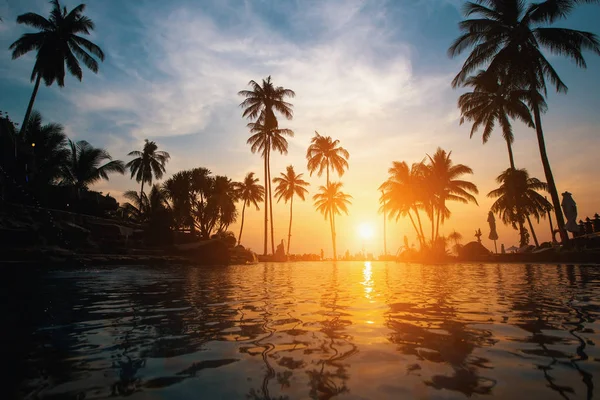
10,0 -> 105,135
458,70 -> 535,169
60,139 -> 125,190
380,161 -> 429,247
235,172 -> 264,246
126,139 -> 170,214
424,148 -> 479,241
239,76 -> 295,256
246,114 -> 294,255
273,165 -> 310,255
449,0 -> 600,243
488,168 -> 553,247
313,182 -> 352,261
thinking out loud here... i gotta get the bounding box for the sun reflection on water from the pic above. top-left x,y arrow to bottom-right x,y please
362,261 -> 373,300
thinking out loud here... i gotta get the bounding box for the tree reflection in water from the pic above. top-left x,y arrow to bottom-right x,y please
9,262 -> 600,399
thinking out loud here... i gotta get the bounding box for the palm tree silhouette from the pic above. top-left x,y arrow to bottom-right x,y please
234,172 -> 264,246
273,165 -> 310,255
22,111 -> 69,186
306,132 -> 350,185
239,77 -> 295,256
10,0 -> 105,135
60,140 -> 125,191
246,114 -> 294,255
126,140 -> 170,215
306,132 -> 349,256
313,182 -> 352,261
380,161 -> 427,247
449,0 -> 600,243
424,148 -> 478,242
121,184 -> 169,222
458,70 -> 535,170
488,168 -> 553,247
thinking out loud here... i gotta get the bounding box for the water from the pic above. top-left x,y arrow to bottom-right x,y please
5,262 -> 600,399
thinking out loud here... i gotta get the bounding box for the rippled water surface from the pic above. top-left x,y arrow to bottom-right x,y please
6,262 -> 600,399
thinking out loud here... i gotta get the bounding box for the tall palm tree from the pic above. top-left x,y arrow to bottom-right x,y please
22,110 -> 69,185
379,161 -> 427,247
313,182 -> 352,261
449,0 -> 600,243
424,148 -> 479,241
458,69 -> 535,169
273,165 -> 310,255
239,77 -> 295,255
126,139 -> 170,214
60,139 -> 124,190
488,168 -> 553,247
10,0 -> 105,135
235,172 -> 264,246
306,132 -> 350,254
246,114 -> 294,255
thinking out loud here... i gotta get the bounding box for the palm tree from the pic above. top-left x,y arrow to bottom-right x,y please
458,70 -> 535,169
164,170 -> 194,231
448,231 -> 463,255
273,165 -> 310,255
60,140 -> 125,190
246,114 -> 294,255
424,148 -> 479,241
22,110 -> 69,186
449,0 -> 600,243
10,0 -> 105,135
306,132 -> 350,184
378,189 -> 388,257
121,184 -> 171,224
235,172 -> 264,246
306,132 -> 350,255
239,77 -> 295,256
313,182 -> 352,261
488,168 -> 553,247
379,161 -> 427,247
126,139 -> 170,214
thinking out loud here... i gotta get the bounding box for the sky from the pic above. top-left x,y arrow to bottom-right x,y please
1,0 -> 599,257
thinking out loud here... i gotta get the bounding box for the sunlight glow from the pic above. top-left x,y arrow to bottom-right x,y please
358,223 -> 375,240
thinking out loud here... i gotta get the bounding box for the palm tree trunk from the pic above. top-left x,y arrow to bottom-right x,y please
413,207 -> 426,248
435,207 -> 441,241
382,191 -> 387,257
518,220 -> 527,247
506,139 -> 516,170
407,211 -> 420,245
526,215 -> 540,247
238,201 -> 246,245
19,74 -> 42,137
287,196 -> 293,255
326,164 -> 335,259
331,211 -> 337,261
430,205 -> 435,245
268,150 -> 275,255
139,180 -> 145,216
532,103 -> 568,244
263,152 -> 268,256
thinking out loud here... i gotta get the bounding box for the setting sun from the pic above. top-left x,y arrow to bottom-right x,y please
358,223 -> 375,240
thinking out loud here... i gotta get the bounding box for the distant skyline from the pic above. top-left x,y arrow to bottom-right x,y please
1,0 -> 599,256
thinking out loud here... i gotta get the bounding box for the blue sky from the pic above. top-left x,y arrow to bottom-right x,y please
1,0 -> 599,255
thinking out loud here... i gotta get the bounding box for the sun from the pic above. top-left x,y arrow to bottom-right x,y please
358,223 -> 375,240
